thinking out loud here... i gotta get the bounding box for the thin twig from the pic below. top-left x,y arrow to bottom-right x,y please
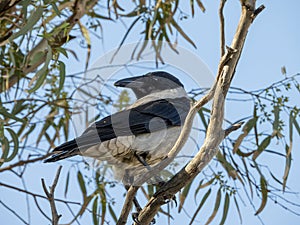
0,200 -> 29,225
0,181 -> 80,205
0,154 -> 51,173
41,166 -> 63,225
219,0 -> 227,56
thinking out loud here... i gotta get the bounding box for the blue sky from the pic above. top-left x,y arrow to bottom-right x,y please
1,1 -> 300,225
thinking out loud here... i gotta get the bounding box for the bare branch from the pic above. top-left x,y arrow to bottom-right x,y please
219,0 -> 227,56
41,166 -> 63,225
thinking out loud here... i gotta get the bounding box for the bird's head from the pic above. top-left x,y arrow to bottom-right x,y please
114,71 -> 184,99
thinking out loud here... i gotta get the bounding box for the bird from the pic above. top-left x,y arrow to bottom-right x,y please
44,71 -> 191,185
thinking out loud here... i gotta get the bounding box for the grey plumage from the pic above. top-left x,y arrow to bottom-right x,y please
44,71 -> 191,184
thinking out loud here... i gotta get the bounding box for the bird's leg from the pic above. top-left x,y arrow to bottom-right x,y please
134,152 -> 164,184
134,152 -> 177,206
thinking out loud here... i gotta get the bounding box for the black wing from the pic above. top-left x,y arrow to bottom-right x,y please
44,97 -> 190,162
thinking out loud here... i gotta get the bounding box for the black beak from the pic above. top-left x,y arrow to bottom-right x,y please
114,76 -> 144,88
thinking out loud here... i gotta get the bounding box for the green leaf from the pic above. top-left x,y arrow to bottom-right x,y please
255,176 -> 268,215
0,106 -> 24,123
216,152 -> 239,180
233,117 -> 258,154
77,171 -> 87,197
291,112 -> 300,135
219,193 -> 230,225
9,6 -> 44,41
108,204 -> 117,223
5,128 -> 19,162
64,170 -> 70,197
283,144 -> 292,192
189,188 -> 211,225
56,61 -> 66,95
233,195 -> 242,224
194,178 -> 215,200
21,124 -> 36,142
78,22 -> 91,70
273,104 -> 280,133
252,136 -> 272,160
92,196 -> 99,225
204,188 -> 222,225
179,180 -> 193,213
0,137 -> 9,167
28,46 -> 52,93
170,18 -> 196,48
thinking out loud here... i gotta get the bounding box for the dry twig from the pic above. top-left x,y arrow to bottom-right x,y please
41,166 -> 63,225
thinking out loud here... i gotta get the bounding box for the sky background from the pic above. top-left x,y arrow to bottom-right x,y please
1,1 -> 300,225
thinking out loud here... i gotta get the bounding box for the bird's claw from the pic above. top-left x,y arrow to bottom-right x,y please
132,212 -> 156,224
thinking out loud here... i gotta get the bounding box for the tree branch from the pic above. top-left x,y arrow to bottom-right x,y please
219,0 -> 227,56
0,153 -> 51,173
41,166 -> 63,225
132,1 -> 265,224
116,186 -> 139,225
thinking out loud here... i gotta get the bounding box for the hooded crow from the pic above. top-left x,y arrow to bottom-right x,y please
44,71 -> 191,184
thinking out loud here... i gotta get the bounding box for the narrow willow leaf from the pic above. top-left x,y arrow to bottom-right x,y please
28,46 -> 52,93
219,193 -> 230,225
78,22 -> 91,70
21,124 -> 36,142
64,170 -> 70,197
179,180 -> 193,213
233,117 -> 258,154
56,61 -> 66,95
189,188 -> 211,225
283,144 -> 292,192
92,196 -> 99,225
51,2 -> 61,16
273,104 -> 280,134
204,188 -> 222,225
170,18 -> 196,48
255,177 -> 268,215
0,137 -> 9,167
216,151 -> 238,180
0,106 -> 24,122
194,178 -> 215,199
242,158 -> 253,198
148,184 -> 154,197
12,99 -> 28,115
291,112 -> 300,135
252,136 -> 272,160
233,195 -> 242,224
108,204 -> 117,222
269,171 -> 283,186
190,0 -> 195,17
9,6 -> 44,41
195,0 -> 206,12
100,201 -> 106,225
77,195 -> 93,216
36,120 -> 51,146
5,128 -> 19,162
198,108 -> 208,130
77,171 -> 87,197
